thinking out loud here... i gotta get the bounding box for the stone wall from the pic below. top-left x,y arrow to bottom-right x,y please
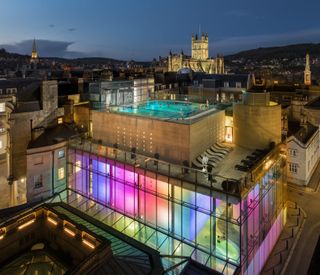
92,110 -> 224,165
233,103 -> 282,150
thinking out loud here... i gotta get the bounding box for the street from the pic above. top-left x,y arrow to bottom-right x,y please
283,161 -> 320,275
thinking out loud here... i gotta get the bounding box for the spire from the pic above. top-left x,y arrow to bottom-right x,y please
305,52 -> 310,71
30,38 -> 39,63
32,38 -> 37,53
304,52 -> 311,86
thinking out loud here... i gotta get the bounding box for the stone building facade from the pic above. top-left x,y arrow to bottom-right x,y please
0,80 -> 63,208
168,33 -> 224,74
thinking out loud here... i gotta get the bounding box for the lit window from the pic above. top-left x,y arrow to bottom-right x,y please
0,140 -> 2,149
225,126 -> 233,143
58,150 -> 65,158
58,117 -> 63,124
34,175 -> 43,189
0,103 -> 5,112
75,160 -> 81,172
58,167 -> 65,180
289,163 -> 298,174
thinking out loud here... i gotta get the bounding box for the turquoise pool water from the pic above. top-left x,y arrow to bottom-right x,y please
114,100 -> 204,118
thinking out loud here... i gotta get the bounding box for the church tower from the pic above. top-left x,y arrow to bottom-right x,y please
30,38 -> 39,64
191,33 -> 208,60
304,53 -> 311,86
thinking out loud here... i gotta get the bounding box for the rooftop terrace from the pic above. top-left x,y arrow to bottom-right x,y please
106,100 -> 222,124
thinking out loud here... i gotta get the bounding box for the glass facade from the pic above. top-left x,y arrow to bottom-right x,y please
66,140 -> 286,274
89,81 -> 134,110
88,79 -> 154,110
240,156 -> 286,274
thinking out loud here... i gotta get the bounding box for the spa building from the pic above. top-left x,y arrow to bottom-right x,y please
23,89 -> 286,274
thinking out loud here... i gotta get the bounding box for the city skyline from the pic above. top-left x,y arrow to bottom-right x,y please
1,2 -> 320,274
1,0 -> 320,60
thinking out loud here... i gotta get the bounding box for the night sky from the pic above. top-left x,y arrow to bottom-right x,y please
1,0 -> 319,60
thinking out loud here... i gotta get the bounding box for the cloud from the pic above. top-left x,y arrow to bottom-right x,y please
0,39 -> 78,58
49,24 -> 55,28
68,28 -> 76,32
212,28 -> 320,55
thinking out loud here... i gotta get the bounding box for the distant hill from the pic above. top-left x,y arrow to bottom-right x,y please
225,43 -> 320,60
0,48 -> 28,59
0,48 -> 147,67
2,43 -> 320,69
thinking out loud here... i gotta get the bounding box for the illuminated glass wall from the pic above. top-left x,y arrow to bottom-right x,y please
240,157 -> 286,275
68,149 -> 241,266
67,146 -> 286,274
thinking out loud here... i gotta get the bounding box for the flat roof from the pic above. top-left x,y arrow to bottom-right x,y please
213,145 -> 254,181
105,100 -> 223,125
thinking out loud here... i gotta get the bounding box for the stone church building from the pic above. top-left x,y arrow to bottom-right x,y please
168,33 -> 224,74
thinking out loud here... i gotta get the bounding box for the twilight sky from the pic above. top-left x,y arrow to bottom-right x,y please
0,0 -> 319,60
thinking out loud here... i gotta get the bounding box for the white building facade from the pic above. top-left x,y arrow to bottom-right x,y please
287,122 -> 320,186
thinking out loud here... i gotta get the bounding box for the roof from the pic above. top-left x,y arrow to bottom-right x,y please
305,95 -> 320,109
289,122 -> 318,144
58,80 -> 79,96
181,259 -> 222,275
0,79 -> 41,101
28,123 -> 83,149
194,74 -> 250,88
201,74 -> 249,82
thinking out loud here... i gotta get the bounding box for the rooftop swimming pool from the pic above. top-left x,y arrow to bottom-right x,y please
112,100 -> 211,119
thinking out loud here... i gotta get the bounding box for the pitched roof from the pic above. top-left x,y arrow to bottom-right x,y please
305,95 -> 320,109
288,121 -> 318,144
28,123 -> 84,149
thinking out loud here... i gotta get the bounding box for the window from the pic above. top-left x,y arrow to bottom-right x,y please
34,175 -> 43,189
288,148 -> 297,157
0,103 -> 5,112
58,117 -> 63,124
58,167 -> 65,180
0,140 -> 2,149
224,81 -> 229,88
58,150 -> 65,158
236,82 -> 242,88
289,163 -> 298,174
75,160 -> 81,172
6,88 -> 16,94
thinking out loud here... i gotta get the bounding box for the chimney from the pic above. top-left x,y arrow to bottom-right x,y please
300,113 -> 308,129
63,100 -> 74,124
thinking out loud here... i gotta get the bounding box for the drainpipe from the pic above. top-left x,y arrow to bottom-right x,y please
52,150 -> 55,196
30,119 -> 33,141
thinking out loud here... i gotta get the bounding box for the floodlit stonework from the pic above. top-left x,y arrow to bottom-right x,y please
168,33 -> 224,74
